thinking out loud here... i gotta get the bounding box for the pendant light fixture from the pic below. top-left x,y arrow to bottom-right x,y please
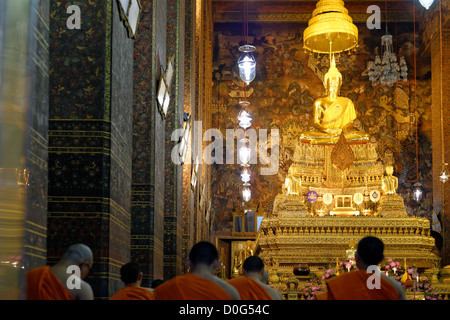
438,0 -> 447,185
242,186 -> 251,202
367,2 -> 407,87
440,163 -> 449,183
413,0 -> 422,203
238,45 -> 257,85
238,101 -> 252,129
413,182 -> 423,202
419,0 -> 434,10
239,136 -> 251,166
240,167 -> 251,183
237,0 -> 256,85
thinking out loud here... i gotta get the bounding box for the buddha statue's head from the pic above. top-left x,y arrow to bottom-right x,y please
324,55 -> 342,97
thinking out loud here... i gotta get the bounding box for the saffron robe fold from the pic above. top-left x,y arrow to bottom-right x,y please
320,97 -> 356,129
26,266 -> 73,300
153,273 -> 231,300
326,270 -> 399,300
110,286 -> 155,300
227,276 -> 272,300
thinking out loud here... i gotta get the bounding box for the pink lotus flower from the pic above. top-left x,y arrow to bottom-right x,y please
385,265 -> 390,269
407,268 -> 413,274
390,262 -> 396,268
339,261 -> 343,266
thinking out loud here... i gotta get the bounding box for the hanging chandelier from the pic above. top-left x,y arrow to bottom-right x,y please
238,45 -> 257,85
367,34 -> 407,87
367,3 -> 407,87
237,0 -> 256,85
236,0 -> 255,203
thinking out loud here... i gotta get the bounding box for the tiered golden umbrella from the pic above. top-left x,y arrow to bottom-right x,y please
303,0 -> 358,54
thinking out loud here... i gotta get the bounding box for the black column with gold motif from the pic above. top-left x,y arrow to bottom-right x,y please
48,0 -> 133,299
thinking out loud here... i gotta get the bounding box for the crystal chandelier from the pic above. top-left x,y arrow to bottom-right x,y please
367,34 -> 407,87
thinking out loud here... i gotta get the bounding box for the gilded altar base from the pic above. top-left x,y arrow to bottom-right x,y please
255,140 -> 440,280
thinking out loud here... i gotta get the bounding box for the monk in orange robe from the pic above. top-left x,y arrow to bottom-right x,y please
154,241 -> 240,300
110,262 -> 154,300
228,256 -> 282,300
27,243 -> 94,300
325,236 -> 403,300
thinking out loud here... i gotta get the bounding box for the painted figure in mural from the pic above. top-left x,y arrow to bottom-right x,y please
300,56 -> 370,144
381,165 -> 398,195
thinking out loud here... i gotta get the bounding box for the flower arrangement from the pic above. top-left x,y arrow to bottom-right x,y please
381,258 -> 443,300
302,279 -> 327,300
381,258 -> 403,276
301,257 -> 443,300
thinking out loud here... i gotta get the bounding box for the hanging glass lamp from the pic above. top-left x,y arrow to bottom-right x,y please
440,163 -> 449,183
238,45 -> 256,85
239,137 -> 251,165
238,102 -> 252,129
419,0 -> 434,10
413,182 -> 423,202
242,186 -> 251,202
240,167 -> 251,183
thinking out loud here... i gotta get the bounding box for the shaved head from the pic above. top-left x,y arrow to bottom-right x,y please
61,243 -> 93,265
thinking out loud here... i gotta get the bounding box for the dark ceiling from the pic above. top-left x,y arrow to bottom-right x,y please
212,0 -> 425,23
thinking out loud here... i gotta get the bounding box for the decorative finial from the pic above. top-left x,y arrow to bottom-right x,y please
323,54 -> 342,88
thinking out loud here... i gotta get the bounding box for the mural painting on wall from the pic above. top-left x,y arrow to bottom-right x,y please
211,23 -> 432,234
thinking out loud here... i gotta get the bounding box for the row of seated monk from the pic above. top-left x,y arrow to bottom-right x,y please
26,237 -> 406,300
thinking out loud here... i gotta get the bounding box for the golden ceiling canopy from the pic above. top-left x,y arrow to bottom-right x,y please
303,0 -> 358,54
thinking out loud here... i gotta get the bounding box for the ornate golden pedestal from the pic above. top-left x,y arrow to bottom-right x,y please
255,140 -> 440,278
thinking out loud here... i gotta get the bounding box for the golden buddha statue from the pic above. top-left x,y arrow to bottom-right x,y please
283,167 -> 301,195
381,166 -> 398,195
346,240 -> 356,265
300,56 -> 369,144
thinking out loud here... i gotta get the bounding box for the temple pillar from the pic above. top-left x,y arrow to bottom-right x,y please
0,0 -> 49,299
430,29 -> 450,266
163,0 -> 185,279
420,1 -> 450,266
48,0 -> 133,298
131,0 -> 165,285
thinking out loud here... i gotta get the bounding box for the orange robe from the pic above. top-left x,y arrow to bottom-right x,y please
153,273 -> 231,300
26,266 -> 73,300
110,286 -> 155,300
326,270 -> 399,300
227,276 -> 272,300
313,291 -> 328,300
